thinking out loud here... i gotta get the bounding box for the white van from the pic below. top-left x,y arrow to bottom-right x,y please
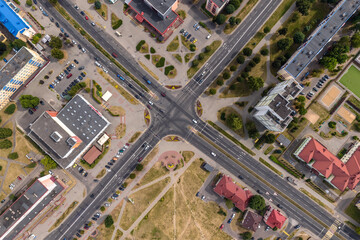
115,31 -> 122,37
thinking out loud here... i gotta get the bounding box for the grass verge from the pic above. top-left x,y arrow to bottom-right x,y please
259,158 -> 282,176
129,131 -> 142,143
49,201 -> 78,231
139,61 -> 159,80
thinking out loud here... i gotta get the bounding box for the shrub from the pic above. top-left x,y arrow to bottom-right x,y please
150,47 -> 156,53
0,128 -> 12,139
229,84 -> 236,90
260,48 -> 269,56
253,56 -> 261,64
190,44 -> 196,52
104,215 -> 114,228
136,40 -> 146,51
198,53 -> 205,60
112,20 -> 122,30
0,139 -> 12,149
236,55 -> 245,64
230,65 -> 237,71
80,30 -> 86,35
136,164 -> 143,171
8,152 -> 18,159
278,27 -> 287,35
249,61 -> 256,67
4,104 -> 16,115
85,87 -> 91,93
41,155 -> 57,170
217,79 -> 224,86
209,88 -> 217,95
192,60 -> 199,67
223,71 -> 230,79
164,65 -> 174,75
264,26 -> 270,33
155,57 -> 165,67
26,0 -> 32,6
244,66 -> 252,72
100,206 -> 106,212
95,0 -> 101,9
243,47 -> 252,56
205,46 -> 212,53
39,80 -> 44,85
241,72 -> 249,78
328,121 -> 336,129
129,173 -> 136,179
145,54 -> 150,60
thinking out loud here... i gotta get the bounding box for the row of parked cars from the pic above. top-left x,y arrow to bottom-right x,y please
306,75 -> 329,100
180,28 -> 197,43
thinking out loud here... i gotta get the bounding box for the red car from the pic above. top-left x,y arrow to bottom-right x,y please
66,73 -> 72,79
17,176 -> 22,181
219,224 -> 224,230
137,157 -> 143,162
85,16 -> 89,20
161,92 -> 166,97
112,53 -> 118,58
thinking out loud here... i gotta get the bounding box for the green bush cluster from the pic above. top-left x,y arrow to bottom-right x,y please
136,40 -> 146,51
155,57 -> 165,67
112,20 -> 122,30
68,82 -> 86,96
8,152 -> 18,160
0,128 -> 12,139
4,104 -> 16,115
164,65 -> 174,75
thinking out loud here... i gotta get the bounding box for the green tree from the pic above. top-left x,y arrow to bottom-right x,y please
19,95 -> 39,108
293,31 -> 305,44
236,55 -> 245,64
297,96 -> 306,102
299,107 -> 307,115
0,128 -> 12,139
0,42 -> 6,55
278,27 -> 288,35
215,14 -> 226,25
320,56 -> 337,71
223,71 -> 230,79
192,59 -> 199,67
104,215 -> 114,228
205,45 -> 212,53
243,47 -> 252,56
49,36 -> 62,49
100,206 -> 106,211
198,53 -> 205,60
8,152 -> 18,159
190,44 -> 196,52
94,0 -> 101,9
40,155 -> 57,170
49,0 -> 58,3
328,121 -> 336,129
229,0 -> 241,9
129,173 -> 136,179
264,26 -> 271,33
209,88 -> 216,95
242,231 -> 252,240
249,195 -> 266,210
229,16 -> 237,26
136,164 -> 143,171
277,38 -> 293,51
253,56 -> 261,64
264,133 -> 276,143
26,0 -> 32,6
260,48 -> 269,56
226,113 -> 242,131
247,76 -> 264,91
225,4 -> 235,14
10,39 -> 26,50
0,139 -> 12,149
217,79 -> 224,86
51,48 -> 64,59
246,121 -> 259,139
296,0 -> 312,15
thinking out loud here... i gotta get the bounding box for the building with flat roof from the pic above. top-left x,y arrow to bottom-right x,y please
205,0 -> 229,16
125,0 -> 183,41
0,175 -> 64,240
241,210 -> 262,232
0,46 -> 45,110
294,137 -> 360,191
28,94 -> 111,168
0,0 -> 35,39
214,175 -> 252,211
278,0 -> 360,80
253,79 -> 303,132
263,206 -> 287,229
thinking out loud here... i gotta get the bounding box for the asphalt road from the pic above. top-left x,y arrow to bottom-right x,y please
38,0 -> 359,239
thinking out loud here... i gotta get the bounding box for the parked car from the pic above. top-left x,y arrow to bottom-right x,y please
195,25 -> 200,31
112,53 -> 118,58
80,11 -> 85,15
294,224 -> 301,229
67,73 -> 72,79
85,16 -> 89,20
180,29 -> 184,33
220,224 -> 224,230
55,22 -> 60,27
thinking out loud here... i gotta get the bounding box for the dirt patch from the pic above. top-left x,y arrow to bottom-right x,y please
305,109 -> 320,125
108,106 -> 125,116
320,84 -> 342,109
115,123 -> 126,139
337,106 -> 355,124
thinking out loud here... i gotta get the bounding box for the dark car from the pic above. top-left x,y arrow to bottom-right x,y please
119,186 -> 125,191
92,217 -> 97,221
161,92 -> 166,97
78,44 -> 82,50
196,192 -> 200,197
0,199 -> 5,203
81,72 -> 86,77
256,189 -> 262,194
79,66 -> 85,70
84,172 -> 88,177
33,0 -> 37,4
95,57 -> 100,61
79,168 -> 84,174
128,84 -> 133,88
80,11 -> 85,16
277,204 -> 283,209
135,95 -> 139,99
294,225 -> 300,229
180,29 -> 184,33
108,162 -> 113,166
227,218 -> 232,224
74,59 -> 79,64
187,34 -> 192,39
90,194 -> 94,198
64,70 -> 69,75
64,33 -> 69,38
76,233 -> 81,238
238,175 -> 243,180
93,179 -> 99,182
139,92 -> 144,97
105,165 -> 111,169
147,105 -> 152,110
40,100 -> 44,105
78,76 -> 83,80
55,22 -> 59,27
50,17 -> 54,22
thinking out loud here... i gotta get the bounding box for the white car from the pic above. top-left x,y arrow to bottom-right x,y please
39,6 -> 43,11
192,119 -> 198,124
82,48 -> 86,53
48,170 -> 54,175
72,40 -> 77,45
206,34 -> 211,39
148,100 -> 154,105
91,22 -> 95,26
211,152 -> 216,157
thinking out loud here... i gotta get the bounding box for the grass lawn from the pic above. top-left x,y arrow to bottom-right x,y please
187,40 -> 222,78
14,129 -> 40,165
173,54 -> 182,63
248,53 -> 267,80
176,9 -> 186,20
219,80 -> 251,98
108,106 -> 125,116
0,159 -> 7,176
309,102 -> 330,129
96,169 -> 106,178
339,65 -> 360,98
166,36 -> 179,52
264,145 -> 274,155
224,0 -> 259,34
114,229 -> 123,240
119,177 -> 170,230
184,53 -> 195,63
111,12 -> 121,29
151,54 -> 163,67
115,123 -> 126,138
0,122 -> 13,159
132,159 -> 231,240
182,151 -> 194,163
135,161 -> 169,188
139,42 -> 149,53
287,117 -> 309,138
345,194 -> 360,224
217,107 -> 245,137
3,163 -> 26,194
129,131 -> 142,143
95,3 -> 108,21
270,0 -> 330,75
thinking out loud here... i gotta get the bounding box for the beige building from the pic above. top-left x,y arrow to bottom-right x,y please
205,0 -> 229,16
0,47 -> 45,110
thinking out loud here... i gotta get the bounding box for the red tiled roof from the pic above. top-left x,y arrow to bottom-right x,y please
265,208 -> 287,229
82,146 -> 102,165
297,138 -> 360,191
213,175 -> 252,211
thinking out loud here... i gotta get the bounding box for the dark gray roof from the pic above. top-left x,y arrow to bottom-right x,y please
211,0 -> 228,8
0,47 -> 34,91
276,134 -> 292,148
269,94 -> 291,120
129,0 -> 178,34
145,0 -> 176,15
201,162 -> 214,172
28,94 -> 110,168
0,178 -> 64,239
282,0 -> 360,78
282,81 -> 302,99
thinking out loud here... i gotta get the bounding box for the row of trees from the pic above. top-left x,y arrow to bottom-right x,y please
49,36 -> 64,59
319,36 -> 351,71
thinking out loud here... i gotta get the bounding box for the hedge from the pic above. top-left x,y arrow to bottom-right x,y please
0,139 -> 12,149
156,57 -> 165,67
8,152 -> 18,160
112,20 -> 122,30
164,65 -> 174,75
4,104 -> 16,115
0,128 -> 12,139
136,40 -> 146,51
